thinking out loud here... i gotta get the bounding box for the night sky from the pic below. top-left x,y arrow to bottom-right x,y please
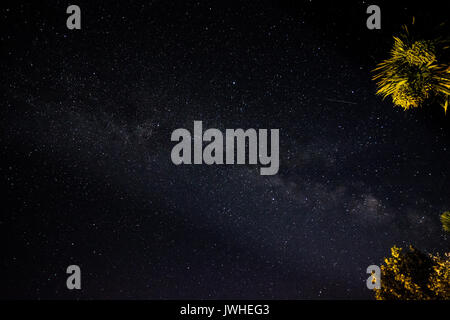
1,1 -> 449,299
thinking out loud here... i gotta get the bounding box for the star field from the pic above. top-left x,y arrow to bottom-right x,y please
1,0 -> 449,299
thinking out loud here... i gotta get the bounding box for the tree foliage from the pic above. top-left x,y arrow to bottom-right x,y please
372,26 -> 450,113
375,246 -> 450,300
441,211 -> 450,232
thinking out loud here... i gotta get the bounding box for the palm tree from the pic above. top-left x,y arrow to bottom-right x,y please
441,211 -> 450,232
372,25 -> 450,113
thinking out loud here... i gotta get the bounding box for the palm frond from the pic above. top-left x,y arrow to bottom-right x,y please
372,26 -> 450,113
